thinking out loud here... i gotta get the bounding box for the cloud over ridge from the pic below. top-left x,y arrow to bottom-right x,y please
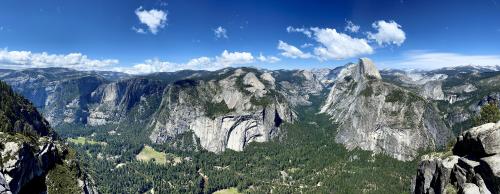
0,49 -> 119,70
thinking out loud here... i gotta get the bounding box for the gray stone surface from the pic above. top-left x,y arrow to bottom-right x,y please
413,122 -> 500,194
454,121 -> 500,157
321,58 -> 451,161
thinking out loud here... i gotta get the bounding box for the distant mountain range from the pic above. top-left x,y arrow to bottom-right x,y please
1,59 -> 499,160
1,59 -> 500,193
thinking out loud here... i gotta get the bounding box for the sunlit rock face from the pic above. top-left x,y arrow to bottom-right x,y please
1,61 -> 462,159
149,70 -> 295,153
0,80 -> 96,194
2,67 -> 329,154
414,121 -> 500,194
321,58 -> 452,161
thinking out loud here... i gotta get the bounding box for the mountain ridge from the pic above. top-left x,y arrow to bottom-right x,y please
1,58 -> 499,161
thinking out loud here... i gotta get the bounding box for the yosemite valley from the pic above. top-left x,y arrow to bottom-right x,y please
1,58 -> 499,193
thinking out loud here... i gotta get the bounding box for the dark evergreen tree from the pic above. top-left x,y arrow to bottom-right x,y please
474,102 -> 500,126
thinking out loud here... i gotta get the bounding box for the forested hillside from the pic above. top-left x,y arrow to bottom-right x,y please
3,62 -> 500,193
66,93 -> 419,193
0,80 -> 96,194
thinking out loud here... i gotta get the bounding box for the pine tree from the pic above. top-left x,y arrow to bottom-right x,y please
474,102 -> 500,126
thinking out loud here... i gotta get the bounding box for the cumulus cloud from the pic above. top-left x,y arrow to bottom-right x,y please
311,27 -> 373,60
215,50 -> 254,67
213,26 -> 228,39
283,21 -> 405,60
386,51 -> 500,69
0,49 -> 119,70
257,53 -> 281,63
119,50 -> 256,74
344,20 -> 360,33
134,7 -> 168,34
284,26 -> 374,60
277,40 -> 313,59
185,57 -> 212,69
286,26 -> 312,37
118,59 -> 175,74
0,48 -> 263,74
367,20 -> 406,46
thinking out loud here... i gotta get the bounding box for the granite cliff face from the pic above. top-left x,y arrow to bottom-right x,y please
413,121 -> 500,194
10,61 -> 498,161
0,61 -> 457,159
382,66 -> 500,134
1,68 -> 322,153
0,68 -> 129,126
320,58 -> 452,161
149,69 -> 296,153
86,78 -> 166,126
0,81 -> 96,194
381,70 -> 448,100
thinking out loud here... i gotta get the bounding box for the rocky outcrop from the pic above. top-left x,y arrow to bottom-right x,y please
320,58 -> 452,161
381,70 -> 447,100
87,78 -> 166,126
453,122 -> 500,157
421,81 -> 445,100
189,104 -> 291,153
79,173 -> 99,194
0,134 -> 97,194
311,67 -> 342,86
0,80 -> 96,194
149,70 -> 296,153
275,69 -> 326,106
0,68 -> 132,126
0,135 -> 58,194
1,67 -> 312,154
414,121 -> 500,194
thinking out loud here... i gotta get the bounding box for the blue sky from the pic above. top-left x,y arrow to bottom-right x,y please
0,0 -> 500,73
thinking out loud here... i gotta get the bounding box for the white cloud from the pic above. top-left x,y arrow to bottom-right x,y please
134,7 -> 167,34
132,26 -> 146,34
0,49 -> 275,74
118,59 -> 175,74
277,40 -> 313,59
0,49 -> 119,70
214,26 -> 228,39
257,53 -> 281,63
283,20 -> 405,61
286,26 -> 312,37
387,51 -> 500,69
310,27 -> 373,60
284,26 -> 374,60
300,43 -> 314,48
345,20 -> 360,33
367,20 -> 406,46
186,57 -> 212,68
119,50 -> 256,74
215,50 -> 254,67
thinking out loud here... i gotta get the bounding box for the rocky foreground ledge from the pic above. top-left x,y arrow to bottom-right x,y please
413,121 -> 500,194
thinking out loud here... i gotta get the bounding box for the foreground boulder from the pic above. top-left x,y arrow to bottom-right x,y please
413,121 -> 500,194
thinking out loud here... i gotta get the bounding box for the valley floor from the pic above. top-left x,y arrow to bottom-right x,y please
63,100 -> 421,194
